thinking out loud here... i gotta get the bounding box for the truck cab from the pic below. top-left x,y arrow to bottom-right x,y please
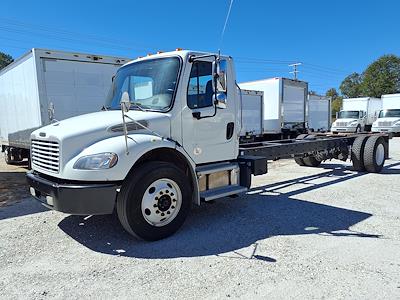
372,109 -> 400,134
27,50 -> 245,240
331,110 -> 366,133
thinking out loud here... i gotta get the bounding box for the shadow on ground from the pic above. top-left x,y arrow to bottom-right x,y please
57,162 -> 398,259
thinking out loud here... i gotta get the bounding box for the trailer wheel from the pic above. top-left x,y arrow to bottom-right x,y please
117,161 -> 191,241
351,136 -> 368,171
363,136 -> 386,173
303,156 -> 322,167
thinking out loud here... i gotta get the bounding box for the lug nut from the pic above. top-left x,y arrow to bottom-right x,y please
156,210 -> 160,214
171,206 -> 175,209
167,211 -> 170,214
161,213 -> 165,216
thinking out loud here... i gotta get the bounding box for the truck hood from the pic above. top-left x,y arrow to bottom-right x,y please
333,118 -> 358,124
31,110 -> 171,167
374,117 -> 400,125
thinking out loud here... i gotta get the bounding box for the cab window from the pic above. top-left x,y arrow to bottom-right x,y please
187,61 -> 213,109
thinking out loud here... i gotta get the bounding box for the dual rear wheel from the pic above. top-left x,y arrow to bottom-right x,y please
351,136 -> 386,173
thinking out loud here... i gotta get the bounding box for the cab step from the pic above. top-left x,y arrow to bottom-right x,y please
200,185 -> 248,202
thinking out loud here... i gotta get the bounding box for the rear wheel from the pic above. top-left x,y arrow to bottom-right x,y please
363,136 -> 386,173
351,136 -> 368,171
117,161 -> 192,241
303,155 -> 322,167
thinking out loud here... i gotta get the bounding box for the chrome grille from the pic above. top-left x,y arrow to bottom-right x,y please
378,121 -> 392,127
336,122 -> 348,127
31,140 -> 60,173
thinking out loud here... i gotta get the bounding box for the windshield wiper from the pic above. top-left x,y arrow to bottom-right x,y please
130,102 -> 149,112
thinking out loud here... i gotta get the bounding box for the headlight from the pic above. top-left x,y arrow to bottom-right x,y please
349,121 -> 358,126
73,152 -> 118,170
394,121 -> 400,126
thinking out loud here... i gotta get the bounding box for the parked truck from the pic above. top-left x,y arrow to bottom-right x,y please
0,48 -> 130,164
372,93 -> 400,135
27,50 -> 389,241
239,78 -> 308,138
331,97 -> 382,133
307,94 -> 331,132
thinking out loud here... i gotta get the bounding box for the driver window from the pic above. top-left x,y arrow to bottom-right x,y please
187,61 -> 213,109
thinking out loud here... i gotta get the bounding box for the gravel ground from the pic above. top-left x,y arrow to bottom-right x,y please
0,139 -> 399,299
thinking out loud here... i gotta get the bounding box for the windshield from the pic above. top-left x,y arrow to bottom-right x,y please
105,57 -> 180,111
378,109 -> 400,118
338,111 -> 360,119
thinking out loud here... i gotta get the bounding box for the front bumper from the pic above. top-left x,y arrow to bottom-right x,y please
331,127 -> 357,133
26,171 -> 120,215
372,126 -> 400,133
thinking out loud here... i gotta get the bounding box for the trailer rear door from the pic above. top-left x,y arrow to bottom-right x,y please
41,58 -> 121,120
282,80 -> 307,124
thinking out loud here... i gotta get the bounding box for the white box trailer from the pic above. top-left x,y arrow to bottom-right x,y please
307,94 -> 331,132
239,77 -> 308,136
0,48 -> 130,163
372,93 -> 400,134
331,97 -> 381,133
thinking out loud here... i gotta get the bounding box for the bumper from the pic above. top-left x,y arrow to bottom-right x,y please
26,171 -> 120,215
331,127 -> 357,133
372,126 -> 400,133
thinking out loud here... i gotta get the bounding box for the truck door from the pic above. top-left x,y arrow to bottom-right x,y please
181,59 -> 237,164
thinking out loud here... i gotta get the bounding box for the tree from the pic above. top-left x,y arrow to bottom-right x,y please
362,54 -> 400,97
339,72 -> 363,98
0,51 -> 14,70
326,88 -> 342,117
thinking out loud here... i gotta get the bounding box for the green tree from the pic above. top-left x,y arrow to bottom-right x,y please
326,88 -> 342,118
362,54 -> 400,97
339,72 -> 363,98
0,51 -> 14,70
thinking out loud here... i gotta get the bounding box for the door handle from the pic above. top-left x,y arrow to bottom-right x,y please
226,122 -> 234,139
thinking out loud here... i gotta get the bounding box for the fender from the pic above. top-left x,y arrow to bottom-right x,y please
61,133 -> 200,204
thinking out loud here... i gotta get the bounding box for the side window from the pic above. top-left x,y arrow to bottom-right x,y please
187,61 -> 213,109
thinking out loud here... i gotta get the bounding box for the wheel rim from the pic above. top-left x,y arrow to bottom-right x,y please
375,143 -> 385,166
141,178 -> 182,227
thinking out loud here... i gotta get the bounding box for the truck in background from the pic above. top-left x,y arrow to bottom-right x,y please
239,78 -> 308,138
372,93 -> 400,135
0,48 -> 131,164
307,94 -> 331,132
331,97 -> 381,133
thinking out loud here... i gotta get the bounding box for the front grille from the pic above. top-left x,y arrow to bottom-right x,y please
31,140 -> 60,173
378,121 -> 392,127
336,122 -> 347,127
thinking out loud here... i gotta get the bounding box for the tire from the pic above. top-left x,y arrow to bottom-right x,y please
351,136 -> 368,171
117,161 -> 192,241
303,156 -> 322,167
4,148 -> 12,164
363,136 -> 386,173
355,125 -> 361,133
294,157 -> 306,166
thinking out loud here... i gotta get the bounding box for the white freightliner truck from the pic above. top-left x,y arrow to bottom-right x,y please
372,93 -> 400,135
0,48 -> 130,164
27,50 -> 389,241
331,97 -> 382,133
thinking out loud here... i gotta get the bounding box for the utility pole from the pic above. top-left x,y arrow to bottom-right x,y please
289,62 -> 302,80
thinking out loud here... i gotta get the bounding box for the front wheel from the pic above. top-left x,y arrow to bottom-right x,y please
117,161 -> 192,241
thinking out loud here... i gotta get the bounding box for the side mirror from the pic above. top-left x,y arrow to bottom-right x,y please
215,92 -> 227,109
213,59 -> 227,93
120,91 -> 131,113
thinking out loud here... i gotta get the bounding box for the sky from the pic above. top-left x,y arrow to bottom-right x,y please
1,0 -> 399,94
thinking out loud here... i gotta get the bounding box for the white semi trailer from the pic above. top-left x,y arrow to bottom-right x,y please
0,48 -> 130,164
307,94 -> 331,132
27,50 -> 389,241
331,97 -> 381,133
239,78 -> 308,138
372,93 -> 400,134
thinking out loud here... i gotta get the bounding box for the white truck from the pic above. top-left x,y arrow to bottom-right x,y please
331,97 -> 382,133
239,78 -> 308,138
307,94 -> 331,132
0,48 -> 130,164
27,50 -> 389,241
372,93 -> 400,135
